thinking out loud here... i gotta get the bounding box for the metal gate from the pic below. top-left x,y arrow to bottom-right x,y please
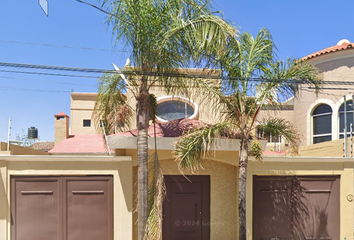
253,176 -> 340,240
11,176 -> 113,240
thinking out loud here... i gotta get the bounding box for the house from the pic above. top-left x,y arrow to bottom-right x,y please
1,54 -> 354,240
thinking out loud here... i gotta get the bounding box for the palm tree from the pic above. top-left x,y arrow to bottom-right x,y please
174,29 -> 321,240
87,0 -> 238,239
257,117 -> 300,155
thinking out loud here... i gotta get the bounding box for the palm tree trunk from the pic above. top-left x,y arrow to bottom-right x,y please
238,138 -> 249,240
137,90 -> 150,240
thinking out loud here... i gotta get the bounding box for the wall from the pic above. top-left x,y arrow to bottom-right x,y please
126,68 -> 223,128
247,157 -> 354,240
0,155 -> 133,240
0,142 -> 49,155
70,92 -> 98,134
132,157 -> 239,240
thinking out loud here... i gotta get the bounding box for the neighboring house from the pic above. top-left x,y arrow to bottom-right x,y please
258,39 -> 354,153
1,58 -> 354,240
30,141 -> 55,152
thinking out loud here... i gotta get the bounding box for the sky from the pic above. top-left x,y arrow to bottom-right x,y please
0,0 -> 353,142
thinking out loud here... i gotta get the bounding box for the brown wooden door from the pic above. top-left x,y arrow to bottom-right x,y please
253,176 -> 340,240
163,175 -> 210,240
11,176 -> 113,240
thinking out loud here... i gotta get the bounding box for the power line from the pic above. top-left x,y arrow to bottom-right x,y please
2,61 -> 354,86
0,39 -> 129,53
0,61 -> 305,82
0,69 -> 100,78
0,75 -> 96,87
0,62 -> 114,73
0,87 -> 70,93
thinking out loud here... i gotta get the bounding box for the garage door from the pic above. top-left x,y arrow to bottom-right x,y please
253,176 -> 339,240
11,176 -> 113,240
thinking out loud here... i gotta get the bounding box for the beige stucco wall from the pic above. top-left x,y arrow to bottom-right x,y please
247,157 -> 354,240
70,93 -> 98,134
125,69 -> 223,128
0,142 -> 49,155
0,156 -> 133,240
257,107 -> 294,126
132,158 -> 239,240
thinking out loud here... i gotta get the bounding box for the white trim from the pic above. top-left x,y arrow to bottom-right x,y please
336,95 -> 354,139
307,99 -> 336,145
155,95 -> 199,122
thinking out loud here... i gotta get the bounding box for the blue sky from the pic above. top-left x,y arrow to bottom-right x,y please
0,0 -> 353,142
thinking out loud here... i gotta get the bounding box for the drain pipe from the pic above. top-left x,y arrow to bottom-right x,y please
344,95 -> 348,157
351,124 -> 353,157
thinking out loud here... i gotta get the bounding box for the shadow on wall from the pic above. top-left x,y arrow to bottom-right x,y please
253,176 -> 337,240
316,56 -> 354,73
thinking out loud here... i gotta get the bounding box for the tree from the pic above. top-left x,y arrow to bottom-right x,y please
174,29 -> 321,240
88,0 -> 238,239
256,116 -> 300,155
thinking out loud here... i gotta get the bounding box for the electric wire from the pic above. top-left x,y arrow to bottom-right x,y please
0,69 -> 100,78
0,75 -> 96,86
0,87 -> 70,93
2,61 -> 354,87
0,39 -> 129,52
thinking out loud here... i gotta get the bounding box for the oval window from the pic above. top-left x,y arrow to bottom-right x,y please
156,96 -> 198,122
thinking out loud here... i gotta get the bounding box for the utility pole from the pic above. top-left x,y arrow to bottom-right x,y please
7,118 -> 11,152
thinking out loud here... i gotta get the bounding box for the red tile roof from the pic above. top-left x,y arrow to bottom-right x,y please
112,118 -> 243,139
49,119 -> 241,154
54,111 -> 69,118
49,134 -> 113,154
111,119 -> 207,138
303,40 -> 354,60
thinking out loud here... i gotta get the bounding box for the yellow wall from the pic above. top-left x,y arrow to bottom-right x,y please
0,142 -> 49,155
132,157 -> 239,240
0,156 -> 133,240
247,157 -> 354,240
70,92 -> 98,134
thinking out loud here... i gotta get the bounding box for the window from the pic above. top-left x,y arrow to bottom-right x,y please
156,100 -> 194,121
155,96 -> 198,122
83,119 -> 91,127
339,100 -> 354,138
312,104 -> 332,144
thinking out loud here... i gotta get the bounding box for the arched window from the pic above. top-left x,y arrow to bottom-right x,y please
339,100 -> 354,138
312,104 -> 332,144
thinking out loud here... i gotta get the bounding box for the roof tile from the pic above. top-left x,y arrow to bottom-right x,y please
303,41 -> 354,60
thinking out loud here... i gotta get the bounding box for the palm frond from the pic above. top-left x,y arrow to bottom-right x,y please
257,117 -> 300,153
174,122 -> 231,172
93,73 -> 134,135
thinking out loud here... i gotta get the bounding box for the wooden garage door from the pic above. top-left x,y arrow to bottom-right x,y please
163,175 -> 210,240
253,176 -> 340,240
11,176 -> 113,240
